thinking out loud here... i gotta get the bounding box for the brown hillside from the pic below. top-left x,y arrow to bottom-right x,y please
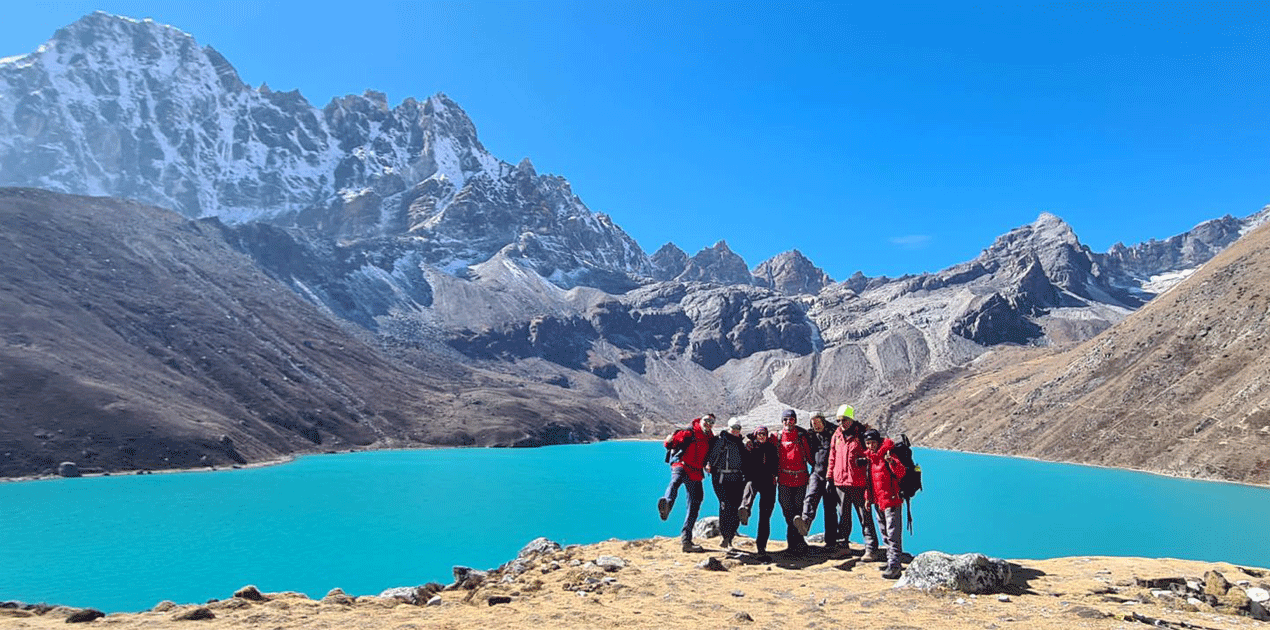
0,188 -> 636,477
886,223 -> 1270,485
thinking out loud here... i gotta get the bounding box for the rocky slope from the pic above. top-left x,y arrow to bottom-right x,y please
882,222 -> 1270,485
4,536 -> 1268,629
0,188 -> 636,477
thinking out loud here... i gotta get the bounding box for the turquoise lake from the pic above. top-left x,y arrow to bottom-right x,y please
2,441 -> 1269,613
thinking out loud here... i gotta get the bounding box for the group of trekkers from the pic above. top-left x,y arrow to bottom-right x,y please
658,406 -> 910,580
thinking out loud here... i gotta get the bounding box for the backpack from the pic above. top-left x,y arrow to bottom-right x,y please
664,427 -> 696,463
888,434 -> 922,533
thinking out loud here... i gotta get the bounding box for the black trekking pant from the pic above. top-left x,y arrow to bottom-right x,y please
713,475 -> 744,542
742,479 -> 777,553
778,483 -> 807,551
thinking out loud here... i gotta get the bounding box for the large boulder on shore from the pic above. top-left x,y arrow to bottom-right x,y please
895,551 -> 1013,594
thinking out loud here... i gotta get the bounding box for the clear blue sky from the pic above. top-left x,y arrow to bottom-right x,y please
4,2 -> 1269,279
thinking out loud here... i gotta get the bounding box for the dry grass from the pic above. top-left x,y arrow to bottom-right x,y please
5,537 -> 1266,630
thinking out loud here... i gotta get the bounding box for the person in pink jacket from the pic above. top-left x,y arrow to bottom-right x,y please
863,429 -> 907,579
826,404 -> 879,560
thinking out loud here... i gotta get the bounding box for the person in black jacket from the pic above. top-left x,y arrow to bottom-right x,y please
793,412 -> 840,550
738,424 -> 779,561
706,417 -> 747,549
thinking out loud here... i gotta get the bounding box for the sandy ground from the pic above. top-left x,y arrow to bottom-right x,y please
4,536 -> 1267,630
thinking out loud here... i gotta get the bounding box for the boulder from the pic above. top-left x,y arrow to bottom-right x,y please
232,585 -> 266,601
172,606 -> 215,621
451,566 -> 488,590
693,516 -> 721,540
378,586 -> 433,605
518,537 -> 562,558
58,462 -> 80,478
594,556 -> 627,572
894,551 -> 1013,594
65,608 -> 104,623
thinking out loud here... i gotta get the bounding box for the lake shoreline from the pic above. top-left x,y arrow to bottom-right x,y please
3,436 -> 1268,489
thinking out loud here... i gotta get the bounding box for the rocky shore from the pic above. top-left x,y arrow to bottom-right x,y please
4,525 -> 1268,630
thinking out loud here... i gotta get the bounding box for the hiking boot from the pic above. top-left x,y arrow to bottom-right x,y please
860,548 -> 885,562
881,564 -> 903,580
792,516 -> 810,537
897,551 -> 914,563
721,537 -> 734,550
754,552 -> 772,563
681,541 -> 704,553
657,497 -> 671,521
737,506 -> 750,526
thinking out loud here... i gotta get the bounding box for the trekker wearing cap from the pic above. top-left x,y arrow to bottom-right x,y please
706,417 -> 747,549
775,409 -> 813,555
739,424 -> 778,561
792,411 -> 839,550
863,428 -> 907,579
826,404 -> 879,560
659,414 -> 717,552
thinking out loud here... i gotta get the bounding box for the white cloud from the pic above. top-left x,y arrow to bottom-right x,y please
890,234 -> 932,250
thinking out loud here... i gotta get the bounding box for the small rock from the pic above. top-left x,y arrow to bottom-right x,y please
65,608 -> 104,623
488,596 -> 512,606
379,586 -> 429,605
733,611 -> 754,622
955,597 -> 967,604
997,595 -> 1011,602
58,462 -> 80,478
518,537 -> 563,558
697,557 -> 728,571
233,585 -> 266,601
595,556 -> 627,572
172,606 -> 215,621
1247,587 -> 1270,603
426,595 -> 442,607
732,590 -> 745,597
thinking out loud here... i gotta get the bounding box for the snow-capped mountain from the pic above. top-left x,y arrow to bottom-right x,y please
0,12 -> 651,289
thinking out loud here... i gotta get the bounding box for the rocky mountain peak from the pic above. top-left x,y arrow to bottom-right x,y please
752,249 -> 833,295
676,240 -> 754,285
651,243 -> 689,281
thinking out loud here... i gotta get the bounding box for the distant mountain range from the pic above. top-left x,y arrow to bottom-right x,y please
2,12 -> 1267,481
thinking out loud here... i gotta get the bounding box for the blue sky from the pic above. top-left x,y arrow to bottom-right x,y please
4,2 -> 1269,279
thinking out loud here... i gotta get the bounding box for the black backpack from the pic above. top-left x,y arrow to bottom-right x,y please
888,434 -> 922,533
664,427 -> 696,463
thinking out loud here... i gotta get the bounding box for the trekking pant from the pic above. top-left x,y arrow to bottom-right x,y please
741,480 -> 777,553
778,483 -> 807,551
715,477 -> 745,542
834,485 -> 877,550
663,466 -> 704,543
874,503 -> 903,567
800,473 -> 839,544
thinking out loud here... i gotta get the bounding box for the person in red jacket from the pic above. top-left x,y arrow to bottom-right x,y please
826,404 -> 880,560
863,429 -> 907,579
659,414 -> 716,552
775,409 -> 813,555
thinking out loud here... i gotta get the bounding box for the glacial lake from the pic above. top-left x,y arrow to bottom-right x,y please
2,441 -> 1269,613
